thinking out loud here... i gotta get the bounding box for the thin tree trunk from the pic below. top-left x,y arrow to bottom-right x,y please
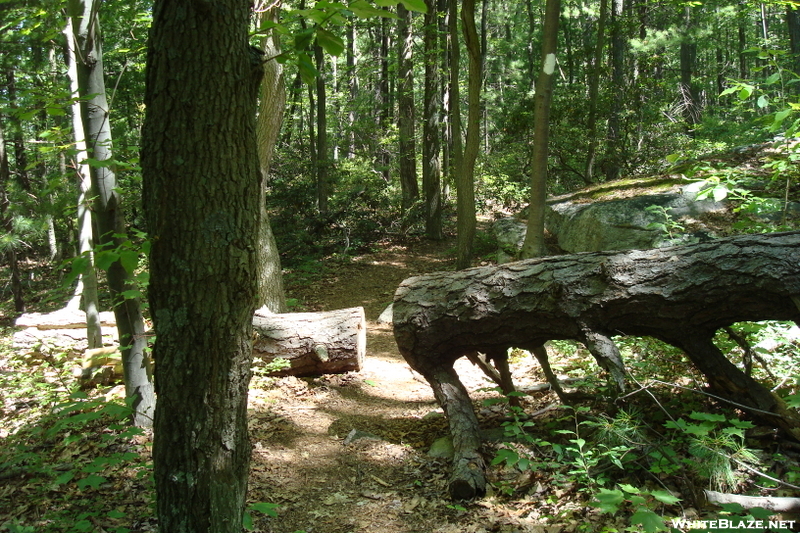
0,121 -> 24,313
456,0 -> 481,270
606,0 -> 624,181
347,20 -> 357,159
314,42 -> 329,215
584,0 -> 608,185
521,0 -> 560,260
256,3 -> 287,313
397,4 -> 419,215
68,0 -> 154,427
141,0 -> 263,528
423,0 -> 444,240
787,6 -> 800,80
64,16 -> 102,348
680,5 -> 700,126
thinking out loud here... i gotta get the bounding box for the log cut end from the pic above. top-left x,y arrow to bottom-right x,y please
252,306 -> 366,377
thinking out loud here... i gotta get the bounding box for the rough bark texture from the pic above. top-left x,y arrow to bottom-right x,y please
252,307 -> 366,377
141,0 -> 262,530
393,232 -> 800,499
69,0 -> 154,427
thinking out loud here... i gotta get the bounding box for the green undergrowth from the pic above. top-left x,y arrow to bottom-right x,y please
482,324 -> 800,533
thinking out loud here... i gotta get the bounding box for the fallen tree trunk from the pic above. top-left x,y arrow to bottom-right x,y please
393,231 -> 800,499
252,307 -> 366,376
15,307 -> 366,379
704,490 -> 800,513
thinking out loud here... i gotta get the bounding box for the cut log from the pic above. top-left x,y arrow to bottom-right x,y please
14,307 -> 366,379
393,231 -> 800,499
15,309 -> 117,329
705,490 -> 800,513
252,307 -> 366,377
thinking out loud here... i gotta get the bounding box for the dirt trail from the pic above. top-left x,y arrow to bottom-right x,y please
245,237 -> 548,533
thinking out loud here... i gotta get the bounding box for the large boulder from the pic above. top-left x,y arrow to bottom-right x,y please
546,185 -> 726,253
494,178 -> 729,259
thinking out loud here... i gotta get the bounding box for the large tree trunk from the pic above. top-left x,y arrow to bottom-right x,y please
393,232 -> 800,499
253,307 -> 366,376
141,0 -> 263,530
68,0 -> 154,427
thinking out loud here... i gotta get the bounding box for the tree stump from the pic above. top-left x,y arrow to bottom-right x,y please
252,307 -> 366,376
393,231 -> 800,499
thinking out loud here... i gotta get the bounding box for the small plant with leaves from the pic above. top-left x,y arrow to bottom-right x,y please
664,411 -> 758,491
593,483 -> 681,533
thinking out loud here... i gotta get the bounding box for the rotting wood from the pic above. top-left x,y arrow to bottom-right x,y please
393,231 -> 800,499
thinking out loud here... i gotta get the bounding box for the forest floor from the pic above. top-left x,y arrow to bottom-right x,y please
248,233 -> 593,533
0,231 -> 621,533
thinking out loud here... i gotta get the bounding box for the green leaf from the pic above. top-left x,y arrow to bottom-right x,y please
399,0 -> 427,12
54,471 -> 75,485
757,95 -> 768,108
650,490 -> 681,505
593,488 -> 624,514
242,511 -> 254,531
297,52 -> 319,84
364,379 -> 377,386
248,502 -> 280,518
630,509 -> 668,532
738,85 -> 753,100
765,72 -> 781,85
77,474 -> 107,490
689,412 -> 726,423
107,510 -> 127,519
64,255 -> 90,286
771,109 -> 793,132
349,0 -> 398,18
119,250 -> 139,274
95,249 -> 120,271
294,28 -> 315,51
316,27 -> 344,56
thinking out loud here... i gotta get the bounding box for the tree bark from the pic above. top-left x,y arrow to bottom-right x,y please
397,4 -> 419,216
64,15 -> 102,348
423,0 -> 444,240
393,232 -> 800,498
68,0 -> 153,427
315,42 -> 329,215
256,3 -> 288,313
520,0 -> 560,260
787,5 -> 800,81
141,0 -> 263,529
455,0 -> 480,270
584,0 -> 608,185
253,307 -> 366,376
0,120 -> 24,314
